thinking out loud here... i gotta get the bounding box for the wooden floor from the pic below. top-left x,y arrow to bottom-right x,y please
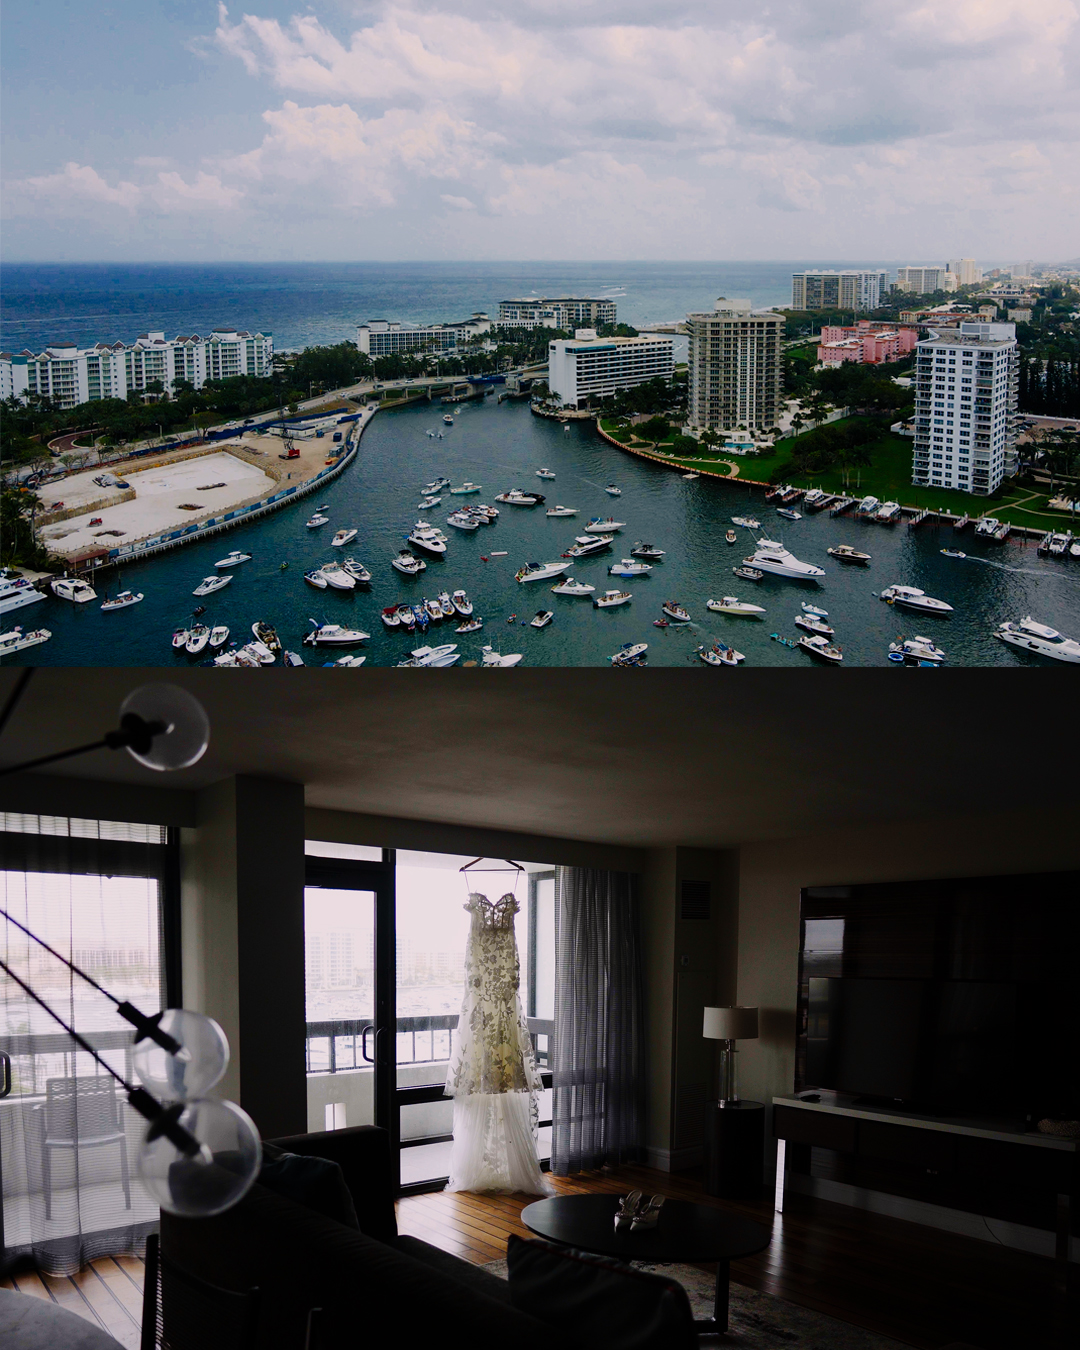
4,1165 -> 1074,1349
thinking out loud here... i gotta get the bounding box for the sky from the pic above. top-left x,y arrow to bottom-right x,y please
2,0 -> 1078,261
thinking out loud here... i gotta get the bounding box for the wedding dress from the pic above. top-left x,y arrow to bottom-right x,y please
444,893 -> 554,1195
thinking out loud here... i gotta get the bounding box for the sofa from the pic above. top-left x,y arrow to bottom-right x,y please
160,1124 -> 555,1350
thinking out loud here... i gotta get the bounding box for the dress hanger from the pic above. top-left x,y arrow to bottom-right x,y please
460,858 -> 523,902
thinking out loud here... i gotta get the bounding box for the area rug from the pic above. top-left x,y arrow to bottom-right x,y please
483,1258 -> 912,1348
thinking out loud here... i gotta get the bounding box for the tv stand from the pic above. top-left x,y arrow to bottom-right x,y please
772,1093 -> 1077,1270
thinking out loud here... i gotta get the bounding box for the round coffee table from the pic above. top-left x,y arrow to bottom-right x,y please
520,1193 -> 770,1334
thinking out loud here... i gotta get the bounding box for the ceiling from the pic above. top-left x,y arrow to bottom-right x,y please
2,669 -> 1076,849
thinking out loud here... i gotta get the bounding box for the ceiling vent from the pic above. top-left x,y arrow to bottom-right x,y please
680,880 -> 711,921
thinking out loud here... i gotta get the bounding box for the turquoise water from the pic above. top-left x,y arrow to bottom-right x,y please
7,397 -> 1080,667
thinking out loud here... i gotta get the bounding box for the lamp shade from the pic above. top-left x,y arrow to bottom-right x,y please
703,1006 -> 758,1040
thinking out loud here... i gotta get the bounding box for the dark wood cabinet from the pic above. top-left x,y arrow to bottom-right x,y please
774,1104 -> 855,1152
704,1101 -> 765,1199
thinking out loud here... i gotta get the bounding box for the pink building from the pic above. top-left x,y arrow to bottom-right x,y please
817,320 -> 918,367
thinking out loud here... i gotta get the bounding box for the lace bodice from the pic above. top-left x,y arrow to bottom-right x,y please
466,891 -> 519,930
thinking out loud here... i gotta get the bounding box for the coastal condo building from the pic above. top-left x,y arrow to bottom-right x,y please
547,330 -> 674,408
0,329 -> 273,410
356,314 -> 491,357
895,266 -> 956,294
498,297 -> 617,329
912,321 -> 1019,495
790,270 -> 888,311
817,320 -> 919,367
685,299 -> 783,433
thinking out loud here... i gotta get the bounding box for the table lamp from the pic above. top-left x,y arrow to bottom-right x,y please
703,1006 -> 758,1108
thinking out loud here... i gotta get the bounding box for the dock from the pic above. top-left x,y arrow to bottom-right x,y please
907,507 -> 935,529
953,513 -> 970,532
806,493 -> 836,513
829,497 -> 855,516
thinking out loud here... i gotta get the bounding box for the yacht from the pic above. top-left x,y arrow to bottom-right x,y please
536,468 -> 557,479
52,577 -> 97,603
611,642 -> 649,666
827,544 -> 871,565
305,514 -> 330,529
209,625 -> 230,649
100,590 -> 143,611
392,551 -> 427,575
732,565 -> 764,581
449,482 -> 482,495
0,626 -> 51,656
994,617 -> 1080,663
401,643 -> 459,667
194,575 -> 232,596
705,597 -> 765,617
481,645 -> 523,667
731,517 -> 760,530
186,625 -> 211,656
594,589 -> 632,608
447,511 -> 480,531
331,528 -> 358,547
802,489 -> 827,509
975,517 -> 1001,539
564,534 -> 615,558
551,578 -> 595,596
630,543 -> 665,559
609,560 -> 652,577
530,611 -> 554,628
854,495 -> 881,518
304,569 -> 328,589
0,573 -> 47,615
889,635 -> 946,664
342,558 -> 372,583
798,634 -> 844,663
698,641 -> 744,666
743,540 -> 825,580
495,489 -> 545,507
776,508 -> 801,522
879,585 -> 953,615
876,501 -> 902,524
215,551 -> 252,568
795,613 -> 835,636
319,563 -> 356,590
407,523 -> 448,555
585,518 -> 625,533
546,506 -> 578,517
604,484 -> 622,496
661,601 -> 691,622
516,560 -> 571,583
1048,532 -> 1072,556
302,621 -> 370,647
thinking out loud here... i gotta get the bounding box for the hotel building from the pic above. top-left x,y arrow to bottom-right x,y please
817,321 -> 919,367
790,271 -> 888,312
498,297 -> 618,330
912,322 -> 1019,495
355,315 -> 491,358
686,299 -> 784,433
547,330 -> 674,408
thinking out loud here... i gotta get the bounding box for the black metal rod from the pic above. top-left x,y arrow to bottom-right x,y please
0,738 -> 110,778
0,669 -> 34,740
0,904 -> 119,1005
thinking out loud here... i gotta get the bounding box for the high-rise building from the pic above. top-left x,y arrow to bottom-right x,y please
547,330 -> 674,408
356,314 -> 491,357
498,298 -> 618,329
895,267 -> 953,295
790,271 -> 888,311
911,322 -> 1019,495
947,259 -> 982,287
686,299 -> 784,433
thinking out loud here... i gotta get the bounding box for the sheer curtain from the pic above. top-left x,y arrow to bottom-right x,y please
0,813 -> 172,1275
551,867 -> 645,1175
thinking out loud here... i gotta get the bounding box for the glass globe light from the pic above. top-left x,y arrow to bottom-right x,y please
118,683 -> 209,771
132,1009 -> 229,1100
137,1098 -> 262,1217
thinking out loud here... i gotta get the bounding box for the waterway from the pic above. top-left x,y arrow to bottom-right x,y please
6,397 -> 1080,667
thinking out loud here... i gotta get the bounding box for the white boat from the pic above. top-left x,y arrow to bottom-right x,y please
417,497 -> 441,510
994,617 -> 1080,663
801,602 -> 829,617
585,518 -> 626,533
215,551 -> 252,568
795,613 -> 835,636
342,558 -> 371,583
456,617 -> 484,633
798,634 -> 843,663
516,561 -> 571,583
536,468 -> 557,479
940,549 -> 966,560
827,544 -> 871,565
0,626 -> 51,656
451,590 -> 473,616
1047,532 -> 1071,556
171,627 -> 189,649
889,635 -> 946,664
530,611 -> 554,628
252,621 -> 282,653
698,641 -> 743,666
661,601 -> 691,622
193,575 -> 232,596
403,643 -> 459,667
424,597 -> 443,623
392,551 -> 427,575
564,534 -> 614,558
879,585 -> 953,615
407,523 -> 447,555
682,473 -> 700,480
323,654 -> 367,667
733,566 -> 764,581
551,578 -> 595,596
52,576 -> 97,603
743,539 -> 825,580
209,625 -> 230,648
447,511 -> 480,531
438,591 -> 455,618
594,589 -> 632,608
282,651 -> 304,666
100,590 -> 143,611
611,642 -> 648,665
631,543 -> 665,559
0,574 -> 47,615
876,501 -> 902,523
239,640 -> 276,665
854,495 -> 881,518
975,517 -> 1001,538
731,517 -> 761,530
604,484 -> 622,496
304,569 -> 328,589
381,606 -> 401,628
802,489 -> 827,508
443,414 -> 454,425
546,506 -> 578,517
302,621 -> 370,647
331,528 -> 357,547
1070,542 -> 1080,559
306,514 -> 330,529
609,560 -> 652,576
186,625 -> 211,655
423,478 -> 451,493
495,490 -> 544,506
472,504 -> 499,520
706,597 -> 765,616
319,563 -> 356,590
776,508 -> 801,521
449,482 -> 481,495
480,645 -> 522,667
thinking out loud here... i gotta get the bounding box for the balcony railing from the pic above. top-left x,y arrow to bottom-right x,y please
305,1016 -> 554,1074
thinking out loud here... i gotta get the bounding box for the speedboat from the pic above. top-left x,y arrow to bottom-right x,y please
239,640 -> 276,666
551,578 -> 595,596
302,621 -> 370,647
392,551 -> 427,575
52,577 -> 97,603
425,597 -> 443,623
449,482 -> 481,495
744,539 -> 825,580
209,625 -> 230,648
186,625 -> 211,656
661,601 -> 691,622
1048,532 -> 1071,556
795,613 -> 835,636
319,563 -> 356,590
447,511 -> 480,530
252,621 -> 282,652
100,590 -> 143,611
731,517 -> 760,530
854,495 -> 881,518
706,596 -> 764,617
495,490 -> 545,507
594,589 -> 632,608
456,617 -> 484,633
282,651 -> 304,666
397,605 -> 417,630
940,549 -> 966,559
631,543 -> 665,559
827,544 -> 871,565
215,551 -> 252,568
536,468 -> 557,479
323,654 -> 367,667
876,501 -> 902,523
472,504 -> 499,520
480,645 -> 522,667
697,641 -> 744,666
452,590 -> 473,616
798,634 -> 843,663
889,635 -> 946,664
0,626 -> 51,656
443,414 -> 454,425
726,529 -> 738,544
604,484 -> 622,496
975,517 -> 1001,538
802,489 -> 827,509
611,642 -> 648,666
994,617 -> 1080,663
879,585 -> 953,615
546,506 -> 578,517
408,523 -> 448,554
418,497 -> 441,510
412,604 -> 429,631
801,602 -> 828,617
423,477 -> 451,493
171,627 -> 189,650
381,606 -> 401,629
438,591 -> 455,618
401,643 -> 459,667
682,473 -> 699,480
732,566 -> 764,581
305,514 -> 330,529
516,560 -> 571,583
776,508 -> 802,521
564,534 -> 614,559
530,611 -> 554,628
585,518 -> 625,533
194,575 -> 231,596
304,569 -> 328,589
331,528 -> 357,547
342,558 -> 371,583
610,559 -> 651,577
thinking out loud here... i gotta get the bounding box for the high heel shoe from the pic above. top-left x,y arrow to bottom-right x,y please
614,1190 -> 643,1231
631,1195 -> 665,1231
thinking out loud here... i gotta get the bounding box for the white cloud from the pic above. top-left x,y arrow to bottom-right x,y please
441,194 -> 477,210
11,162 -> 142,214
151,172 -> 244,211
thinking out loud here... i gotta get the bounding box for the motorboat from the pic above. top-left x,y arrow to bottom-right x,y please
732,566 -> 764,581
564,534 -> 614,559
423,477 -> 451,493
401,643 -> 459,667
594,589 -> 632,608
731,517 -> 760,530
215,551 -> 252,568
100,590 -> 143,611
52,576 -> 97,603
194,575 -> 232,596
495,490 -> 545,506
993,522 -> 1011,543
975,517 -> 1001,539
706,596 -> 765,617
611,642 -> 648,666
798,634 -> 843,663
530,611 -> 554,628
698,641 -> 744,666
425,597 -> 444,623
471,504 -> 499,520
304,569 -> 328,589
0,626 -> 51,656
661,601 -> 691,622
252,621 -> 282,652
186,625 -> 211,656
443,414 -> 454,425
630,543 -> 665,559
412,604 -> 429,631
438,591 -> 455,618
879,585 -> 953,615
449,482 -> 482,495
209,625 -> 230,648
392,550 -> 427,575
1071,541 -> 1080,559
682,473 -> 699,481
889,635 -> 946,664
585,518 -> 625,533
302,621 -> 370,647
323,654 -> 367,667
876,501 -> 902,524
827,544 -> 871,565
306,514 -> 330,529
381,606 -> 401,628
940,549 -> 966,559
1047,532 -> 1071,556
551,578 -> 595,596
342,558 -> 371,583
726,529 -> 738,544
765,484 -> 789,501
408,523 -> 448,554
536,468 -> 557,479
604,484 -> 622,496
397,605 -> 417,630
776,508 -> 802,521
418,497 -> 441,510
795,613 -> 835,636
994,617 -> 1080,663
854,495 -> 881,518
240,640 -> 276,665
456,617 -> 484,633
516,560 -> 571,583
282,651 -> 304,666
171,627 -> 190,649
802,489 -> 827,509
331,528 -> 357,547
743,540 -> 825,580
609,559 -> 652,577
546,506 -> 578,517
801,602 -> 828,617
480,645 -> 522,667
0,574 -> 47,615
447,511 -> 480,530
319,563 -> 356,590
452,590 -> 473,616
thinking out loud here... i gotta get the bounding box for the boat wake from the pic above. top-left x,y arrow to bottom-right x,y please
958,555 -> 1080,586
